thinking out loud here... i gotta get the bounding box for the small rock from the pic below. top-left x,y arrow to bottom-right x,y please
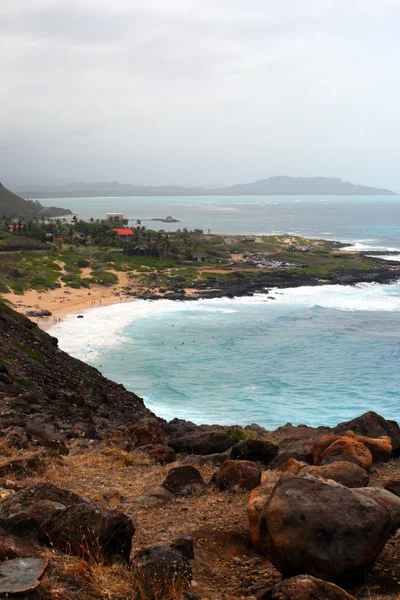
135,487 -> 175,508
132,545 -> 192,600
171,535 -> 195,560
162,466 -> 204,496
231,439 -> 279,465
212,460 -> 261,491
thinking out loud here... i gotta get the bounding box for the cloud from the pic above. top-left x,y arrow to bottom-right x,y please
1,0 -> 400,187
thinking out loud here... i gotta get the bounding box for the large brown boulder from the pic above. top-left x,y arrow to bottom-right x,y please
258,474 -> 392,583
231,439 -> 279,465
385,479 -> 400,497
312,435 -> 372,469
38,503 -> 134,562
281,458 -> 369,488
344,430 -> 392,463
168,426 -> 233,455
334,411 -> 400,455
161,466 -> 204,495
265,575 -> 357,599
212,460 -> 261,491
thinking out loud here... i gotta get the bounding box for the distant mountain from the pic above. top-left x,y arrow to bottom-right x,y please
0,183 -> 72,218
219,176 -> 396,196
12,176 -> 396,198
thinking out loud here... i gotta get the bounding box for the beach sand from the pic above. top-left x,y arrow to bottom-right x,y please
1,271 -> 137,330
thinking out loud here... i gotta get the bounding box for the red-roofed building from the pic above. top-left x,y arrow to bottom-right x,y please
113,228 -> 134,239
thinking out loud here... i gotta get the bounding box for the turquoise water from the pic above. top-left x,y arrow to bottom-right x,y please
40,194 -> 400,250
51,283 -> 400,429
45,194 -> 400,428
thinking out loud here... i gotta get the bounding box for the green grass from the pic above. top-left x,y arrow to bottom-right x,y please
16,343 -> 43,362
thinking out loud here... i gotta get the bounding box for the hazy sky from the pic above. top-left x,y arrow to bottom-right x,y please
1,1 -> 400,189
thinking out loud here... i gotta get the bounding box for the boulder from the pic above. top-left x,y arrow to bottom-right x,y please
38,503 -> 134,562
135,487 -> 175,508
355,487 -> 400,529
161,466 -> 204,496
258,474 -> 392,583
270,423 -> 331,455
265,575 -> 357,599
385,479 -> 400,497
0,557 -> 48,595
179,450 -> 231,467
135,444 -> 176,465
311,435 -> 372,469
168,426 -> 233,455
132,545 -> 192,600
212,460 -> 261,491
344,430 -> 392,463
334,411 -> 400,455
281,458 -> 369,488
248,487 -> 272,552
231,439 -> 279,465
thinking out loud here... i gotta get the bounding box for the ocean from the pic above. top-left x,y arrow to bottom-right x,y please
44,195 -> 400,429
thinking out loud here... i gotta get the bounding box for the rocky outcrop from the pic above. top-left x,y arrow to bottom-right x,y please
311,435 -> 372,469
0,303 -> 153,439
258,474 -> 392,583
334,411 -> 400,456
231,439 -> 279,464
281,458 -> 369,488
212,460 -> 261,491
135,444 -> 176,465
264,575 -> 357,599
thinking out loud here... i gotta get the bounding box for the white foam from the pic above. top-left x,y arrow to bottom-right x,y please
342,242 -> 400,252
367,255 -> 400,261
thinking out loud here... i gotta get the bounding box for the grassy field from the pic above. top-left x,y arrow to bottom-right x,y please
0,234 -> 392,296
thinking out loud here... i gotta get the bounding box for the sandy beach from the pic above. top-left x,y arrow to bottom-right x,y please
1,271 -> 136,330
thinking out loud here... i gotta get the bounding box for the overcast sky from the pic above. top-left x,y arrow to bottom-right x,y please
1,0 -> 400,189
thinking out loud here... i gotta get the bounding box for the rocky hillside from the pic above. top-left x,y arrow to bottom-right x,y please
0,183 -> 72,218
0,302 -> 153,440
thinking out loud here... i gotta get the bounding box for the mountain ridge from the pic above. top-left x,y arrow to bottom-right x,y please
0,183 -> 72,218
13,176 -> 396,198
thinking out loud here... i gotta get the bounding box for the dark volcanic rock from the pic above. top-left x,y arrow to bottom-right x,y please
212,460 -> 261,491
133,545 -> 192,600
355,487 -> 400,530
231,439 -> 279,464
270,423 -> 332,455
268,451 -> 313,470
334,411 -> 400,456
39,502 -> 134,562
162,466 -> 204,495
385,479 -> 400,497
258,474 -> 392,583
0,303 -> 152,439
168,426 -> 233,455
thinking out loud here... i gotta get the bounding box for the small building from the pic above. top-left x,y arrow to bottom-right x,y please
113,228 -> 134,240
107,213 -> 124,221
191,251 -> 208,262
